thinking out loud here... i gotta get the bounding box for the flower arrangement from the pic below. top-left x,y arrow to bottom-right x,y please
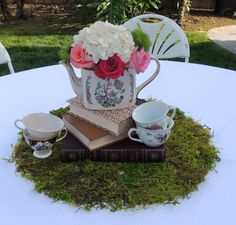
70,21 -> 151,80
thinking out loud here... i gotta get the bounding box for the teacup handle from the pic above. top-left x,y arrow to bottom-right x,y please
14,119 -> 25,131
128,128 -> 143,143
168,106 -> 176,119
55,127 -> 68,142
136,56 -> 160,96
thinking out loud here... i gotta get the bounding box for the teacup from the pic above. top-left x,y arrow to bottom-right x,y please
15,112 -> 65,140
128,116 -> 174,147
132,101 -> 176,130
23,129 -> 67,158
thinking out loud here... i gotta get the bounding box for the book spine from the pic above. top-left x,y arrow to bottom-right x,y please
61,148 -> 165,163
61,148 -> 88,162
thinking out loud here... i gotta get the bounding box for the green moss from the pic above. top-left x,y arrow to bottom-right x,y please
50,106 -> 70,118
11,108 -> 219,211
131,27 -> 151,52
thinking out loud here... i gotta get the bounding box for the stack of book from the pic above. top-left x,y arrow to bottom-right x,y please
62,96 -> 165,162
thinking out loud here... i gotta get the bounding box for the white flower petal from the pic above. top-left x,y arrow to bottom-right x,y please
72,21 -> 135,63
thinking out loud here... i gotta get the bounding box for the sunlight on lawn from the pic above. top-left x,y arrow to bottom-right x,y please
0,18 -> 236,76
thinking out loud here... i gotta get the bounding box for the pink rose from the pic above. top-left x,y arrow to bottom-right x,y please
94,54 -> 125,79
128,48 -> 151,74
70,44 -> 94,69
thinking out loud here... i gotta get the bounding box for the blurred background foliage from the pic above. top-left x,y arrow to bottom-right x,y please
75,0 -> 191,25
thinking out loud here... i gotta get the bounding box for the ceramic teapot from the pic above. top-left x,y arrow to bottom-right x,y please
59,56 -> 160,110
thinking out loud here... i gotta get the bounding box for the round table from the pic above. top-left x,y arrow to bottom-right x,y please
0,61 -> 236,225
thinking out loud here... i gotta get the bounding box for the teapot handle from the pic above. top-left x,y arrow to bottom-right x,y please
136,56 -> 160,96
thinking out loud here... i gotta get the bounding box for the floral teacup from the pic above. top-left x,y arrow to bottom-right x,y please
128,116 -> 174,147
132,100 -> 176,130
23,129 -> 67,158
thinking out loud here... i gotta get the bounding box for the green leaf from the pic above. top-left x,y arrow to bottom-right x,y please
131,27 -> 151,51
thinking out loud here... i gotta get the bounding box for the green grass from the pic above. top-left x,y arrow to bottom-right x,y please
0,19 -> 236,76
0,19 -> 74,75
1,35 -> 71,72
187,32 -> 236,70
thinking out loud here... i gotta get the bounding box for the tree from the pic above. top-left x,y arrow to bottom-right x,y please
0,0 -> 12,21
0,0 -> 27,21
178,0 -> 191,27
15,0 -> 25,19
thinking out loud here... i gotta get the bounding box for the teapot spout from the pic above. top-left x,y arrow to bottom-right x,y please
59,60 -> 83,96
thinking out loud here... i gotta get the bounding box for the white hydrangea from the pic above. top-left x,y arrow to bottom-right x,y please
73,21 -> 135,64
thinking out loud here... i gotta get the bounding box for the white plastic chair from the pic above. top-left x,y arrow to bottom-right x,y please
123,14 -> 190,62
0,42 -> 15,74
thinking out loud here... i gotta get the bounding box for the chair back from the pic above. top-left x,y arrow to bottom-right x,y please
0,42 -> 15,74
123,14 -> 190,62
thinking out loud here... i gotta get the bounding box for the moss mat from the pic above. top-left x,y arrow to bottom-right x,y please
11,108 -> 219,211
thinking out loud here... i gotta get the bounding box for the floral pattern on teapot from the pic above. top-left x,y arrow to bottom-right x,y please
94,78 -> 125,108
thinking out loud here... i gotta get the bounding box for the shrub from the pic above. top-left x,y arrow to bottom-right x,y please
97,0 -> 161,24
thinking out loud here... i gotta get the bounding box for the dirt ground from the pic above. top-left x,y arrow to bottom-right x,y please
184,9 -> 236,31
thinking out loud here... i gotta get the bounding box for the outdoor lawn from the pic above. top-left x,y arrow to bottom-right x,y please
0,10 -> 236,76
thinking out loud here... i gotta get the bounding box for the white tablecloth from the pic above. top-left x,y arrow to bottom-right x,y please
0,61 -> 236,225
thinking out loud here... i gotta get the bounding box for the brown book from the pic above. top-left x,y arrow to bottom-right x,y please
67,97 -> 145,136
61,132 -> 165,163
62,113 -> 128,151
